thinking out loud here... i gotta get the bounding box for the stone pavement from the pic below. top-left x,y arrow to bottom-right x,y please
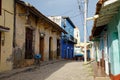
0,59 -> 62,79
0,60 -> 94,80
91,61 -> 111,80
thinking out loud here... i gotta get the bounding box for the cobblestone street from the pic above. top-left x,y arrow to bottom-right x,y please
1,60 -> 94,80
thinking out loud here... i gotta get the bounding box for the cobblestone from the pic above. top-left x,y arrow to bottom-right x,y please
1,60 -> 94,80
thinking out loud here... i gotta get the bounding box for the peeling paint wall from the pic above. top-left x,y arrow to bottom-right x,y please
38,23 -> 60,61
108,8 -> 120,75
14,4 -> 37,68
14,3 -> 61,68
0,0 -> 14,72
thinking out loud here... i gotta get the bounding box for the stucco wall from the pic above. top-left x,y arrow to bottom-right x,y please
14,4 -> 37,67
38,23 -> 60,61
107,8 -> 120,75
0,0 -> 63,72
0,0 -> 14,72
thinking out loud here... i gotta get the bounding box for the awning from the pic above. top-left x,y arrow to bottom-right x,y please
0,26 -> 10,32
17,0 -> 67,34
96,0 -> 120,27
92,25 -> 106,37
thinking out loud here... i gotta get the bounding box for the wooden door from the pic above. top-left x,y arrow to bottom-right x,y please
57,39 -> 60,59
0,32 -> 1,62
40,37 -> 44,61
49,37 -> 52,60
0,0 -> 1,15
25,28 -> 33,59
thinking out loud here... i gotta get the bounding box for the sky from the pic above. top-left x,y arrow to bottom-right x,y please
23,0 -> 98,42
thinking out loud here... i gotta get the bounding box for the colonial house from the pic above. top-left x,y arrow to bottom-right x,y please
13,0 -> 67,68
74,27 -> 82,58
0,0 -> 14,72
49,16 -> 77,59
74,26 -> 80,46
90,0 -> 120,80
0,0 -> 66,72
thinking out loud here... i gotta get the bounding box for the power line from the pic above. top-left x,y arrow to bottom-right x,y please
76,0 -> 84,29
86,0 -> 89,41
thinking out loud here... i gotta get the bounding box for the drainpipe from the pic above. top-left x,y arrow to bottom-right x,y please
13,0 -> 16,48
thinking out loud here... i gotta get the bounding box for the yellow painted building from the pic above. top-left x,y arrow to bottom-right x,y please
0,0 -> 66,72
0,0 -> 14,72
13,0 -> 66,68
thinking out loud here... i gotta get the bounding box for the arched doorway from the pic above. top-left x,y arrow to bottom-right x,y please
39,37 -> 44,61
57,39 -> 60,59
0,32 -> 1,63
49,37 -> 53,60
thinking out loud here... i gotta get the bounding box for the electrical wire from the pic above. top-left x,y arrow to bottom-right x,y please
76,0 -> 84,29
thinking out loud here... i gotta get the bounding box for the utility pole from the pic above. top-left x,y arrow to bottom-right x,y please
84,0 -> 87,63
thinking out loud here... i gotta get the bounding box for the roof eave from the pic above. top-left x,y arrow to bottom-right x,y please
16,0 -> 67,34
91,0 -> 120,37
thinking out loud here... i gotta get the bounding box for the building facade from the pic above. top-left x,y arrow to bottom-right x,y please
0,0 -> 66,72
12,1 -> 66,68
74,26 -> 82,57
74,27 -> 80,46
0,0 -> 14,72
90,0 -> 120,80
49,16 -> 77,59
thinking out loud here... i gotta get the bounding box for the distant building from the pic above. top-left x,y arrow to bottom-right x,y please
74,27 -> 80,46
49,16 -> 77,59
74,27 -> 82,57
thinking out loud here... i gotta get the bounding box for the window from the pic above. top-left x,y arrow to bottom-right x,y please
25,28 -> 33,59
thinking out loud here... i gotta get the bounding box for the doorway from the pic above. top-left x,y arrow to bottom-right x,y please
49,37 -> 53,60
64,49 -> 66,59
104,34 -> 109,75
39,37 -> 44,61
25,28 -> 33,59
68,48 -> 70,59
57,39 -> 60,59
0,32 -> 1,63
110,32 -> 119,75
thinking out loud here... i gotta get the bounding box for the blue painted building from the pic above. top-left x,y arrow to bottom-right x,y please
49,16 -> 77,59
